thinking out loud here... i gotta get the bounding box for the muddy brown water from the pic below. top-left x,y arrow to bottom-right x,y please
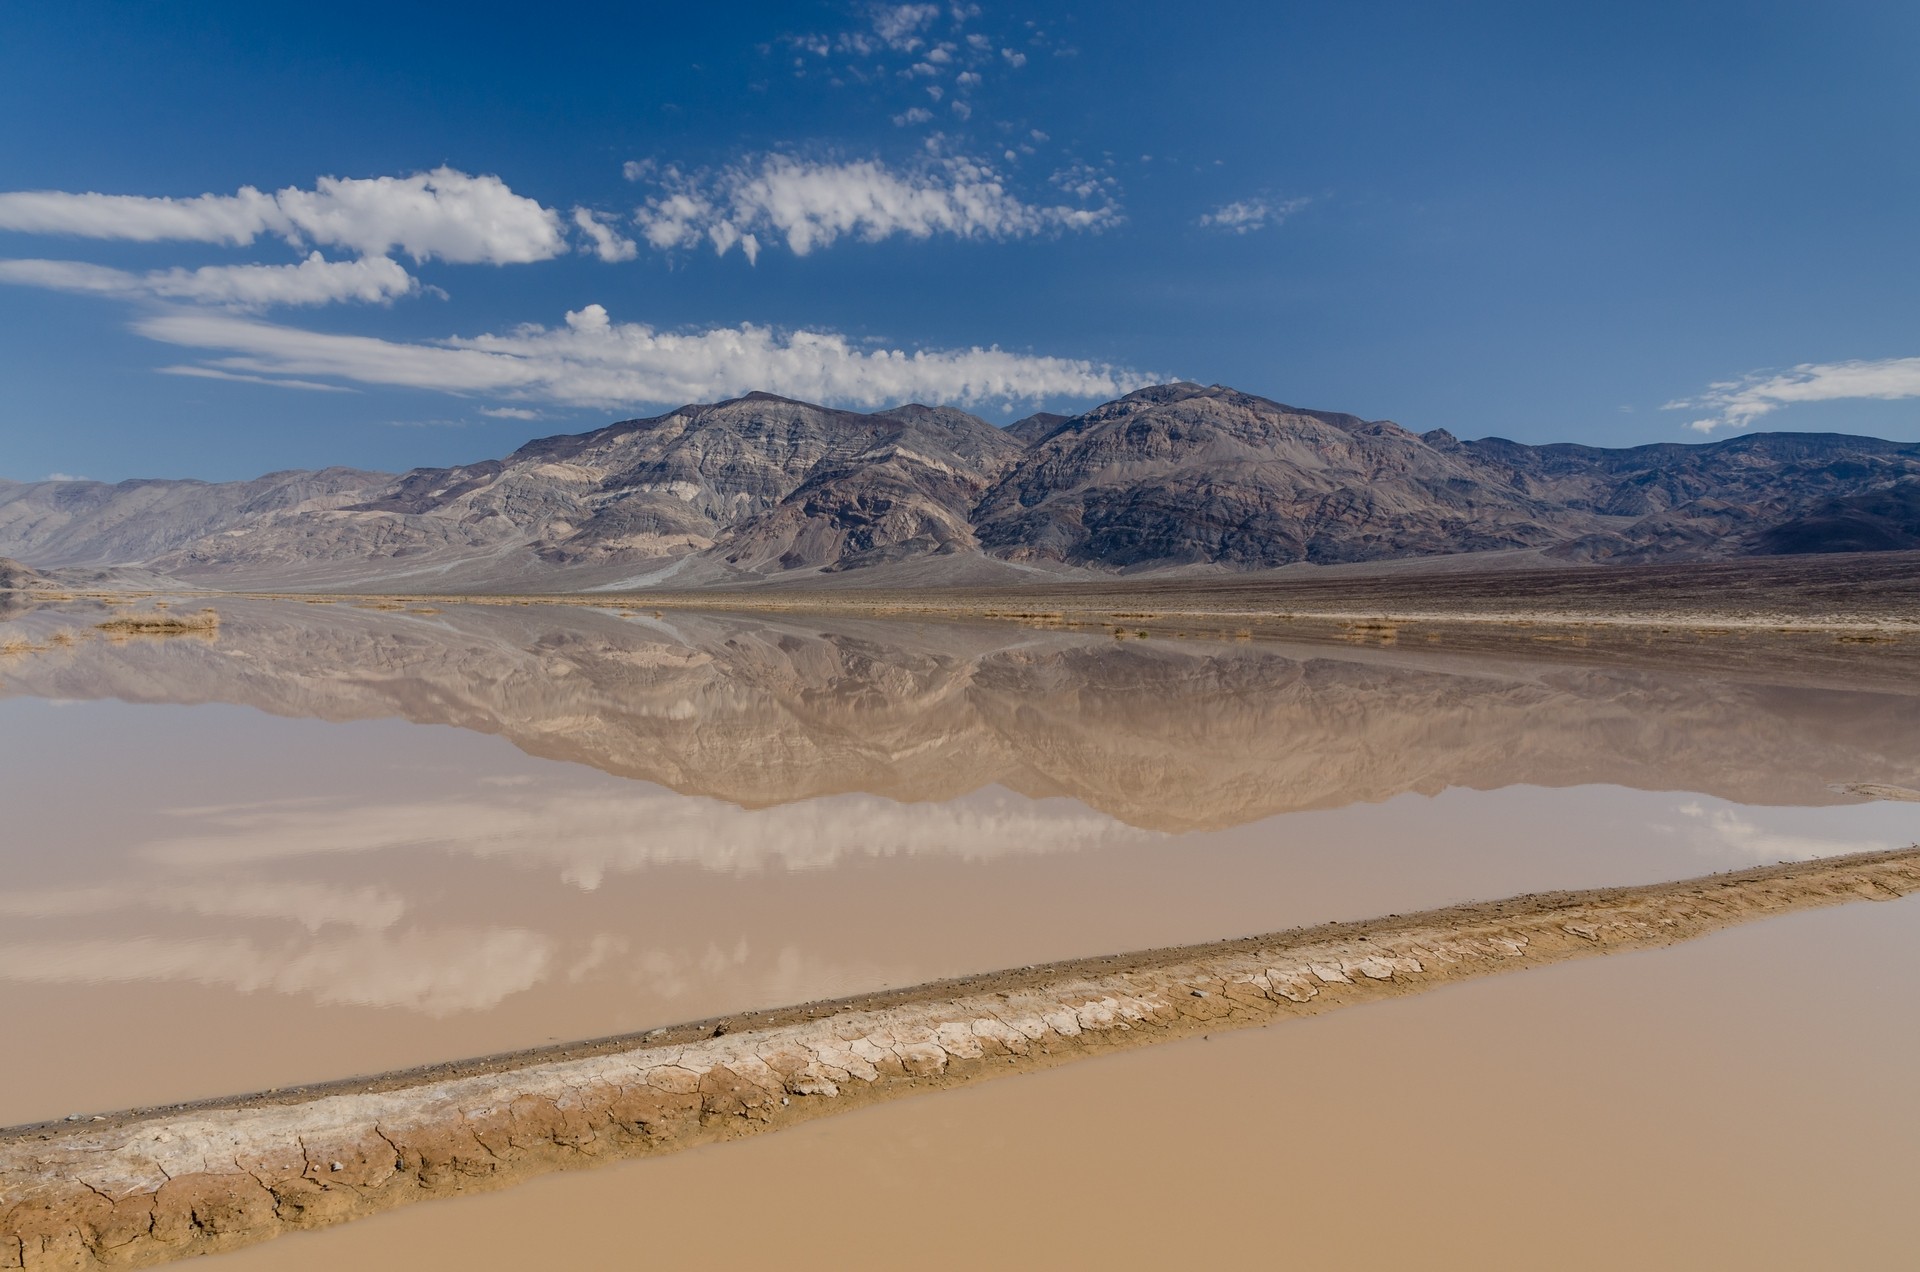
2,598 -> 1917,1266
207,895 -> 1920,1272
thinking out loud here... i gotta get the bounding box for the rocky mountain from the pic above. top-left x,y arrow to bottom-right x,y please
975,385 -> 1574,567
0,557 -> 49,591
0,467 -> 386,568
2,383 -> 1916,589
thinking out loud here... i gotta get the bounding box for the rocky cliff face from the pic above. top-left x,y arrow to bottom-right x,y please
3,383 -> 1916,587
1458,432 -> 1920,561
975,385 -> 1576,566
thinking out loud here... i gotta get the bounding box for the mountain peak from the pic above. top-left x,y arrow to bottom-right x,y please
4,384 -> 1918,586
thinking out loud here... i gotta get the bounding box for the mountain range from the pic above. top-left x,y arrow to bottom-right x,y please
3,382 -> 1917,590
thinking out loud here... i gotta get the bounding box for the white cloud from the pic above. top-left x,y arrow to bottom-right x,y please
1001,47 -> 1027,67
158,365 -> 357,392
0,167 -> 567,264
892,106 -> 934,126
570,207 -> 638,262
1198,196 -> 1310,234
871,3 -> 941,51
0,252 -> 418,308
631,154 -> 1119,259
133,303 -> 1157,409
1666,355 -> 1920,433
480,405 -> 543,420
45,473 -> 88,482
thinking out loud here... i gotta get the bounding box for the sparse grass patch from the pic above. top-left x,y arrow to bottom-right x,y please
97,608 -> 221,636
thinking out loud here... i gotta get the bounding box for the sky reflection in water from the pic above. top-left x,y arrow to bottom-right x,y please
1,600 -> 1916,1122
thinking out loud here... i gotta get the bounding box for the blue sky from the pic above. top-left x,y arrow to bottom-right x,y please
2,0 -> 1916,482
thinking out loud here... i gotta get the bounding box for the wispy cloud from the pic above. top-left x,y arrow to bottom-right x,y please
627,153 -> 1118,261
479,406 -> 543,420
135,303 -> 1157,409
1197,196 -> 1309,234
0,168 -> 568,265
871,3 -> 942,51
570,207 -> 637,262
778,1 -> 1058,137
158,364 -> 358,392
0,252 -> 418,308
1666,355 -> 1920,433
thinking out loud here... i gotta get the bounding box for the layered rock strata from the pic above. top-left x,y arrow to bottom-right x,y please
5,385 -> 1919,588
5,846 -> 1918,1270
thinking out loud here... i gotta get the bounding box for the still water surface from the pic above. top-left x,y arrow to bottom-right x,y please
2,598 -> 1917,1267
2,600 -> 1915,1129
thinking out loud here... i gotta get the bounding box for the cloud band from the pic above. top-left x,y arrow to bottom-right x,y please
135,303 -> 1156,409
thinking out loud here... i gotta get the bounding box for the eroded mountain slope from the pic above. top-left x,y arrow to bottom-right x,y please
4,383 -> 1918,586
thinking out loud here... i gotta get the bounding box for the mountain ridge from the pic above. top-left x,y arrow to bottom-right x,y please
3,382 -> 1916,589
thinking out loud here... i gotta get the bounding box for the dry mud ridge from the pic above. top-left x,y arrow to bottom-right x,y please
5,847 -> 1919,1270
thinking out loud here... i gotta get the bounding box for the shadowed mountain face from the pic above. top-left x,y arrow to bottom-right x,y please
3,601 -> 1916,831
1750,478 -> 1920,555
974,386 -> 1574,566
3,384 -> 1917,587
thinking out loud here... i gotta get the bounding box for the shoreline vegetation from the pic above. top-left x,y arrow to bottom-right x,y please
93,610 -> 220,637
5,847 -> 1918,1269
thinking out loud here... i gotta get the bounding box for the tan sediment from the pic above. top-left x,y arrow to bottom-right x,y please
1833,782 -> 1920,802
92,611 -> 219,638
4,847 -> 1918,1270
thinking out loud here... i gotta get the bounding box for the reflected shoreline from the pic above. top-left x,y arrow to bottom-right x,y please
4,599 -> 1919,830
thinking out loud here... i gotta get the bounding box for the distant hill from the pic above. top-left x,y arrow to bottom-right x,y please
2,383 -> 1916,590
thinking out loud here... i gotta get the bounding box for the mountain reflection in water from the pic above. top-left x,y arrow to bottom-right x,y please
5,599 -> 1918,827
1,599 -> 1916,1125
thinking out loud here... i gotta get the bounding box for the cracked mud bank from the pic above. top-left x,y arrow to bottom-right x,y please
5,847 -> 1918,1270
